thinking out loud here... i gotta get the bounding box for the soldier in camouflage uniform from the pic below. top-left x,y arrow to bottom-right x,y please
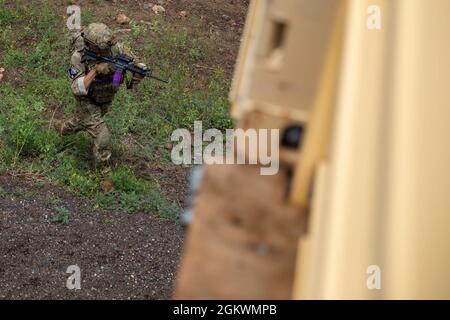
60,23 -> 146,167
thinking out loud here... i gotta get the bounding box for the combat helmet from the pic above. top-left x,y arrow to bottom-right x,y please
83,23 -> 116,53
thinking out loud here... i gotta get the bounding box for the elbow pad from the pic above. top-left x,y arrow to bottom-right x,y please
72,76 -> 88,96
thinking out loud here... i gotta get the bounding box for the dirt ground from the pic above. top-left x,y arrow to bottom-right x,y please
0,174 -> 183,299
0,0 -> 248,299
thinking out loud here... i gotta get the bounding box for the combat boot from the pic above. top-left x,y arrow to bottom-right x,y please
93,147 -> 112,173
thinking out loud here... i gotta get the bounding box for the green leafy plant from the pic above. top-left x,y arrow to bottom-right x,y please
47,194 -> 61,206
130,20 -> 146,37
0,187 -> 7,198
143,190 -> 179,220
52,207 -> 71,225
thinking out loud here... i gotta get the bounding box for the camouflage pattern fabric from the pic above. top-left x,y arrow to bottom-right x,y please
63,23 -> 145,166
83,23 -> 116,51
62,97 -> 112,165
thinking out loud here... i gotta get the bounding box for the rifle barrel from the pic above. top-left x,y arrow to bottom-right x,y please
82,49 -> 168,84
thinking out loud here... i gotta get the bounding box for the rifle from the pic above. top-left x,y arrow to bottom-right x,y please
80,48 -> 169,88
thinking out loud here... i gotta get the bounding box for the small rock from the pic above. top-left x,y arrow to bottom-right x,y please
117,29 -> 132,33
179,10 -> 188,18
152,5 -> 165,14
116,13 -> 131,25
0,67 -> 5,73
165,143 -> 173,150
143,3 -> 154,10
100,179 -> 114,192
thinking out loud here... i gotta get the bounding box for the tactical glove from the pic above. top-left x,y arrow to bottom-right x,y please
132,63 -> 147,82
95,62 -> 111,75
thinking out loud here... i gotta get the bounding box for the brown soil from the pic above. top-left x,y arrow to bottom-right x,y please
0,174 -> 184,299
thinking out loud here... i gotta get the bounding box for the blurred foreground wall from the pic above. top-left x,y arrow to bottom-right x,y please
176,0 -> 450,299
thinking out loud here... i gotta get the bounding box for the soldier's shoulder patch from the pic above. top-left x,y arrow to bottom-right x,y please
68,66 -> 80,79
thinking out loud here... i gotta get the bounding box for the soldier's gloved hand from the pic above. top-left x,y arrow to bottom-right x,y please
132,63 -> 147,82
95,62 -> 111,75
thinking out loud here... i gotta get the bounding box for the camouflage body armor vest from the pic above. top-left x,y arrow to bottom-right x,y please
70,31 -> 120,105
85,60 -> 119,104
